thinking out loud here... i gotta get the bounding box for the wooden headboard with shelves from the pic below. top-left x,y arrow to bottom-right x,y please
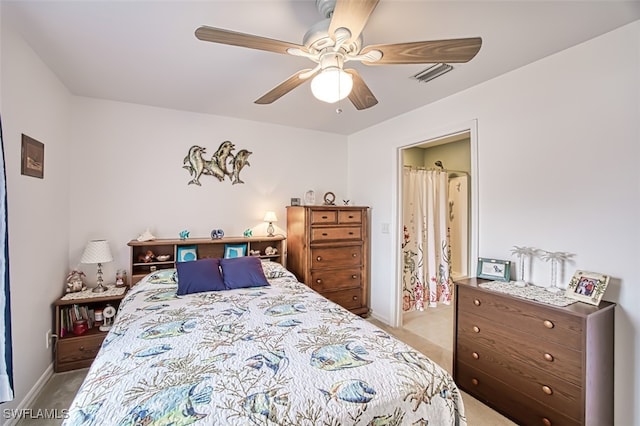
127,236 -> 286,286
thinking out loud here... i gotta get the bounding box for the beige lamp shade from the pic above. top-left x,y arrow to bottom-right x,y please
80,240 -> 113,264
263,211 -> 278,223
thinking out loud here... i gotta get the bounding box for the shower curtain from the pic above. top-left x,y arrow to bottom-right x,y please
402,168 -> 452,311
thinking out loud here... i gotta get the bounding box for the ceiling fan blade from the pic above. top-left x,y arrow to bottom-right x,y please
329,0 -> 379,44
255,69 -> 318,104
361,37 -> 482,65
195,26 -> 304,55
345,69 -> 378,110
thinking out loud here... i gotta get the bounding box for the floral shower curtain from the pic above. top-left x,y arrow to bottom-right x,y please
402,168 -> 452,311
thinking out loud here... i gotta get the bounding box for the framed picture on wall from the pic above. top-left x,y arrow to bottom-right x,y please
565,270 -> 609,306
476,257 -> 511,282
176,245 -> 198,262
21,134 -> 44,179
224,243 -> 247,258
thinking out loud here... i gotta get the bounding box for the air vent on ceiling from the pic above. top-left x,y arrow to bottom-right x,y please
411,63 -> 453,83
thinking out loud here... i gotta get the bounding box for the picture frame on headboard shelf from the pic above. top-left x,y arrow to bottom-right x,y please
176,245 -> 198,262
224,243 -> 247,259
565,270 -> 610,306
477,257 -> 511,282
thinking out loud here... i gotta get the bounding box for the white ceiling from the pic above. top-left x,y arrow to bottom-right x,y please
3,1 -> 639,135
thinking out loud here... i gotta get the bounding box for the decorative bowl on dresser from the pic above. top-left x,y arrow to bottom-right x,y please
453,278 -> 615,426
286,205 -> 369,316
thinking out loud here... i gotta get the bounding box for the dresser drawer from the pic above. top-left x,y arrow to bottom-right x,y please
457,313 -> 582,385
456,336 -> 581,419
311,245 -> 362,268
311,226 -> 361,242
456,361 -> 581,426
57,334 -> 105,364
311,268 -> 362,292
311,210 -> 337,224
338,210 -> 362,224
322,288 -> 363,310
457,286 -> 583,349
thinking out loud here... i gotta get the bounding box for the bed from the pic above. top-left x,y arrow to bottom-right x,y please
64,258 -> 466,425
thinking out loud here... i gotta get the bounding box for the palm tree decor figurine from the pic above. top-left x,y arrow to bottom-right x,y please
510,246 -> 538,287
541,251 -> 575,293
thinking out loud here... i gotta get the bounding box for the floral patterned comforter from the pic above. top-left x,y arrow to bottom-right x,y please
64,263 -> 466,425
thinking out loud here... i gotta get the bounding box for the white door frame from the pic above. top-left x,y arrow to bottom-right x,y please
391,120 -> 479,328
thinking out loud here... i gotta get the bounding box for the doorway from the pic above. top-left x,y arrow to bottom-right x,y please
396,127 -> 478,350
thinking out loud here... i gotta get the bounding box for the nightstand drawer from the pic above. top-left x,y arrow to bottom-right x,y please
311,268 -> 361,292
56,334 -> 105,368
311,226 -> 361,242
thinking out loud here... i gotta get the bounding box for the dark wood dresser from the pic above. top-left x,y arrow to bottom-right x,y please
454,278 -> 615,426
286,206 -> 369,316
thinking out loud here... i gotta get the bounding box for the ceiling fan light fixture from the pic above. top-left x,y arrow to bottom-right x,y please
311,67 -> 353,104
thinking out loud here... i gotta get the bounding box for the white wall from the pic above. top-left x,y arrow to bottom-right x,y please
347,21 -> 640,425
68,98 -> 348,283
1,17 -> 349,415
0,20 -> 72,411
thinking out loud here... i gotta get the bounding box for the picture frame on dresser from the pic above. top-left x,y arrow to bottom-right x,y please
176,245 -> 197,262
565,270 -> 610,306
476,257 -> 511,282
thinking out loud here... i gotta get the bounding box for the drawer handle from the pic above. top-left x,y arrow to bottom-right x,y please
542,418 -> 552,426
544,353 -> 554,362
79,346 -> 85,352
351,275 -> 357,279
473,299 -> 481,306
352,253 -> 357,258
316,279 -> 322,284
348,215 -> 354,219
542,385 -> 553,395
348,232 -> 354,235
472,326 -> 480,333
316,256 -> 322,262
352,296 -> 358,301
322,215 -> 328,219
471,378 -> 479,386
543,320 -> 554,329
472,352 -> 479,360
322,233 -> 328,236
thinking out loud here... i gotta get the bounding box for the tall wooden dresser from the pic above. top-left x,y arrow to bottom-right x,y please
454,278 -> 615,426
286,206 -> 369,316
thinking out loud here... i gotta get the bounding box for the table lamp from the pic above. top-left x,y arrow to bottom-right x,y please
263,211 -> 277,237
80,239 -> 113,293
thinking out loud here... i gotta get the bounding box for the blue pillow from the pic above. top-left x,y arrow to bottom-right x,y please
220,256 -> 270,289
176,258 -> 225,295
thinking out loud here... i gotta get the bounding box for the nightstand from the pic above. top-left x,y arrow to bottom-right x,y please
53,287 -> 127,372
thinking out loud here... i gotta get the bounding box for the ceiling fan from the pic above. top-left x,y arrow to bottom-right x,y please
195,0 -> 482,110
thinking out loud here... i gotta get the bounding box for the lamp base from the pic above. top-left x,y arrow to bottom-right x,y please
92,283 -> 107,293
